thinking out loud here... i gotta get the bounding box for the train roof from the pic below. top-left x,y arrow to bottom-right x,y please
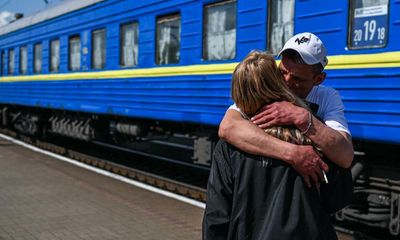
0,0 -> 104,36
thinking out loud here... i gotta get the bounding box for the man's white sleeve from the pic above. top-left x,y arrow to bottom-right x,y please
227,104 -> 250,120
228,103 -> 240,112
323,90 -> 351,135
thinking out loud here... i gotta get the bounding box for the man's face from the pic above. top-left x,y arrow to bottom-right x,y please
279,57 -> 325,99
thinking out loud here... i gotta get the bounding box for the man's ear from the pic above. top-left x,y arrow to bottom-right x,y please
314,72 -> 326,85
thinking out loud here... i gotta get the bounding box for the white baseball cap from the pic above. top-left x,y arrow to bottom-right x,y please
278,32 -> 328,69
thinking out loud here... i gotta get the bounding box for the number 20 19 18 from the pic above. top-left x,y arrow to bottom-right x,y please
353,20 -> 385,42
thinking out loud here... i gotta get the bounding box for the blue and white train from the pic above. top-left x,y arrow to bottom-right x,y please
0,0 -> 399,235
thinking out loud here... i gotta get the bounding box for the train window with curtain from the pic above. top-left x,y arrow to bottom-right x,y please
349,0 -> 389,49
92,29 -> 106,69
69,35 -> 81,71
34,43 -> 42,74
120,22 -> 139,67
20,46 -> 28,75
8,49 -> 15,75
50,39 -> 60,72
203,0 -> 237,61
156,14 -> 181,65
268,0 -> 295,54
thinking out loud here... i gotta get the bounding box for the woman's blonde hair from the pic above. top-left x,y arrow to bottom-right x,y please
231,51 -> 312,145
232,51 -> 308,116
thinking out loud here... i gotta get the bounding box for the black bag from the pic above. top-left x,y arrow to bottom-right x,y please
319,160 -> 353,214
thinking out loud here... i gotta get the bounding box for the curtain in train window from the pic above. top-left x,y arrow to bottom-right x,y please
34,43 -> 42,73
203,0 -> 236,61
268,0 -> 295,54
349,0 -> 388,49
50,39 -> 60,72
69,36 -> 81,71
120,22 -> 139,67
8,49 -> 14,75
92,29 -> 106,69
156,14 -> 181,65
20,46 -> 28,74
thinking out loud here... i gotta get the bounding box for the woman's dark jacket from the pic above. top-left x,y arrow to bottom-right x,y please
202,140 -> 338,240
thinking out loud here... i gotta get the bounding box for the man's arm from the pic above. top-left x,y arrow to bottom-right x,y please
299,111 -> 353,168
219,109 -> 328,186
252,102 -> 354,168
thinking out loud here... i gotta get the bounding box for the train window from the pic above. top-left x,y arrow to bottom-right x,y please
50,39 -> 60,72
20,46 -> 28,75
69,35 -> 81,71
203,0 -> 237,61
156,14 -> 181,65
34,43 -> 42,74
349,0 -> 389,49
268,0 -> 295,54
120,22 -> 139,67
92,29 -> 106,69
8,49 -> 15,75
1,51 -> 4,75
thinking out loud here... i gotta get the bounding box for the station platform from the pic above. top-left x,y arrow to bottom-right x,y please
0,137 -> 204,240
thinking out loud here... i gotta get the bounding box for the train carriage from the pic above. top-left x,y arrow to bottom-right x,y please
0,0 -> 399,236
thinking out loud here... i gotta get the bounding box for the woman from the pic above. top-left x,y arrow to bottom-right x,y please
203,51 -> 338,240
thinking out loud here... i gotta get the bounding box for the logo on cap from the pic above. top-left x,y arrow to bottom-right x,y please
294,36 -> 309,45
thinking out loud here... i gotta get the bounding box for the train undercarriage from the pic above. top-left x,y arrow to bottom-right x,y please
0,104 -> 399,237
0,105 -> 216,169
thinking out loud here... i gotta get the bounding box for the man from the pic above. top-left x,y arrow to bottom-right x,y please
218,32 -> 354,187
203,45 -> 344,240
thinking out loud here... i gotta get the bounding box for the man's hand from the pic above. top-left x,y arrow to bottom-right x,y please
251,101 -> 309,130
287,145 -> 329,188
219,108 -> 336,186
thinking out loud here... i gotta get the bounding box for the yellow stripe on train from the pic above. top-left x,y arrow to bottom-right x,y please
328,51 -> 400,69
0,51 -> 399,82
